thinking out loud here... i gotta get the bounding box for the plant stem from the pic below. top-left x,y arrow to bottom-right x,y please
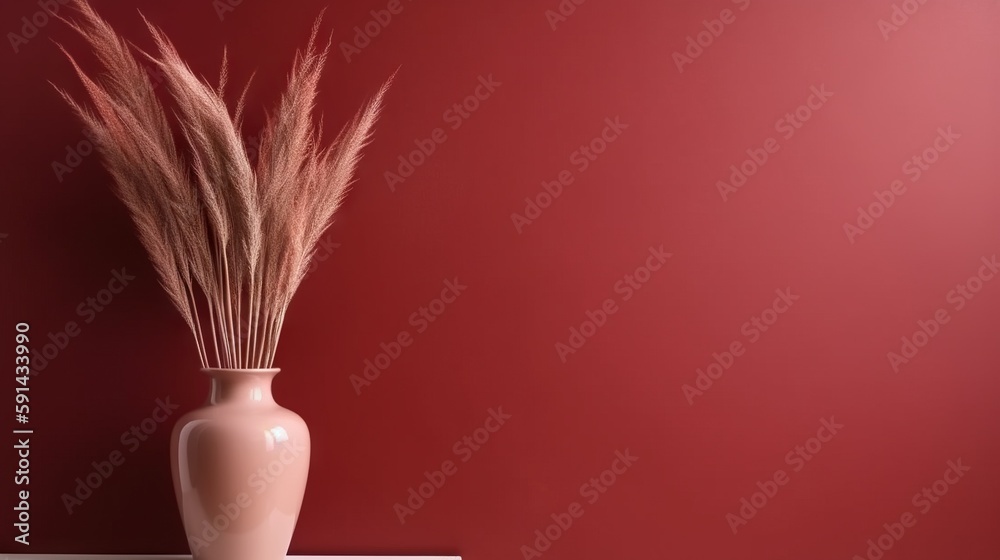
266,305 -> 288,368
206,289 -> 222,368
185,282 -> 208,367
222,247 -> 237,368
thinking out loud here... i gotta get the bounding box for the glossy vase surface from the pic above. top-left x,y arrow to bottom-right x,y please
171,368 -> 310,560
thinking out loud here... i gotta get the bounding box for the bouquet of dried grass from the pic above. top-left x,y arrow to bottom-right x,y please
55,1 -> 390,369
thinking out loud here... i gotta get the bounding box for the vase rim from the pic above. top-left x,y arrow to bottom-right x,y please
201,368 -> 281,374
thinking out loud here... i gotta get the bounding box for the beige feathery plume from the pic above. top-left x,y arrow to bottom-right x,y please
56,0 -> 390,369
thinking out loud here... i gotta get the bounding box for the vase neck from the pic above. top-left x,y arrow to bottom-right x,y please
203,368 -> 279,405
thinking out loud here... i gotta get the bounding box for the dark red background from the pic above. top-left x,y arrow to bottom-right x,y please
2,0 -> 1000,558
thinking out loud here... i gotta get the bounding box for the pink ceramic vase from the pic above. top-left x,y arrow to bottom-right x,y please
171,368 -> 311,560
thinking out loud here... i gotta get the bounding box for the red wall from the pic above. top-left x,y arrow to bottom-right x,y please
3,0 -> 1000,558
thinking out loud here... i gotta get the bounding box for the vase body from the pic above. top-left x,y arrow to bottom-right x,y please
171,368 -> 310,560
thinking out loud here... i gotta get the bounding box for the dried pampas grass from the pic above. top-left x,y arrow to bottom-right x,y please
54,0 -> 391,369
